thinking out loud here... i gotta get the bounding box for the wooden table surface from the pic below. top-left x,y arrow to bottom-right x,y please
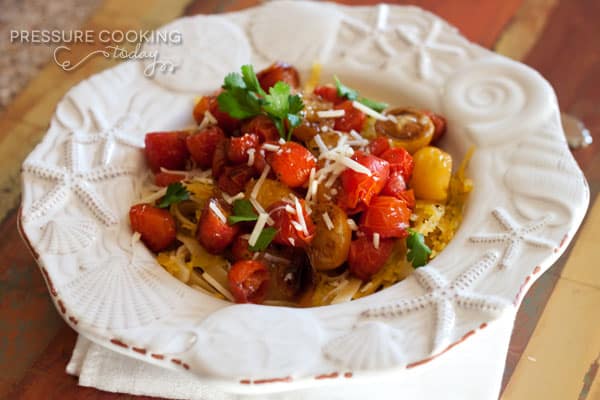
1,1 -> 599,399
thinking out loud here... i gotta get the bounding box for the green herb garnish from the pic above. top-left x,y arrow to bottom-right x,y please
157,182 -> 190,208
227,199 -> 258,224
406,228 -> 432,268
249,227 -> 278,252
217,65 -> 304,140
334,75 -> 388,113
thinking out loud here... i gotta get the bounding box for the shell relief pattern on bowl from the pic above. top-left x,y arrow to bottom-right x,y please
19,1 -> 589,392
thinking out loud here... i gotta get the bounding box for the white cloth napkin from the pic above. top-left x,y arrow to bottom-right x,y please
66,312 -> 514,400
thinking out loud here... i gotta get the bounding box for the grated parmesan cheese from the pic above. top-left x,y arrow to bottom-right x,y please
322,212 -> 334,230
209,200 -> 227,224
373,233 -> 380,249
248,212 -> 269,246
347,219 -> 358,231
247,148 -> 256,167
352,100 -> 389,121
221,191 -> 244,205
251,165 -> 271,200
317,109 -> 345,118
262,143 -> 280,152
293,196 -> 309,235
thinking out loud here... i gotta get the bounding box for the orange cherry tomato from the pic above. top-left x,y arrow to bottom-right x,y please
359,195 -> 411,239
313,85 -> 343,104
268,200 -> 315,248
267,142 -> 317,188
227,133 -> 260,164
186,126 -> 225,169
129,204 -> 176,252
380,147 -> 414,182
333,100 -> 366,133
256,62 -> 300,92
228,260 -> 270,304
144,131 -> 190,173
241,115 -> 280,142
154,171 -> 184,187
348,235 -> 395,281
340,151 -> 389,210
196,198 -> 239,254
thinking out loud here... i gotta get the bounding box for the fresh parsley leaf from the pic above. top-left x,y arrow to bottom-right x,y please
263,82 -> 291,118
249,227 -> 278,252
358,97 -> 388,113
288,93 -> 304,114
241,65 -> 266,96
406,229 -> 432,268
157,182 -> 190,208
227,199 -> 258,224
334,75 -> 358,100
334,76 -> 388,113
217,89 -> 262,119
223,72 -> 246,90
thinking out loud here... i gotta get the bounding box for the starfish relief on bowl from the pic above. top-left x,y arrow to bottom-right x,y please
19,1 -> 588,394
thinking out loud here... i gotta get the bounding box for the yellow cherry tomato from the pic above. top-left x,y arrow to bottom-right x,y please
410,146 -> 453,202
375,108 -> 434,154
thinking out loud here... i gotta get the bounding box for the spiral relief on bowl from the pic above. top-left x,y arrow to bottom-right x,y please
442,59 -> 555,146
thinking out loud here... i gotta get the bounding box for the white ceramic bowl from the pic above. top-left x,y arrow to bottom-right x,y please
19,1 -> 589,395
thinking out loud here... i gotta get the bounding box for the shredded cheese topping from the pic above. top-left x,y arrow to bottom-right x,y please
209,200 -> 227,224
251,165 -> 271,200
248,213 -> 269,246
352,100 -> 389,121
317,109 -> 345,118
322,212 -> 334,230
373,233 -> 380,249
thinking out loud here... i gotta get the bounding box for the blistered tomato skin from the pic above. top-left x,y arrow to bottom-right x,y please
348,236 -> 395,281
129,204 -> 176,252
381,171 -> 407,198
340,151 -> 390,210
197,198 -> 239,254
227,133 -> 260,164
241,115 -> 280,142
257,62 -> 300,92
359,195 -> 411,239
186,126 -> 225,169
368,136 -> 391,157
313,85 -> 343,104
411,146 -> 453,203
228,260 -> 270,304
268,200 -> 315,248
217,165 -> 256,196
380,147 -> 414,182
144,131 -> 189,173
267,142 -> 317,188
154,171 -> 184,187
334,100 -> 366,132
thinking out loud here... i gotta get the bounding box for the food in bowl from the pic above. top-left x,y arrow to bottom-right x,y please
129,62 -> 472,306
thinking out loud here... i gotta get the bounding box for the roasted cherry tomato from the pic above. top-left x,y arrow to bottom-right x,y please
257,62 -> 300,92
348,235 -> 395,281
334,100 -> 366,132
380,147 -> 414,182
268,200 -> 315,248
228,260 -> 270,303
230,235 -> 255,261
423,111 -> 447,143
368,136 -> 391,157
154,171 -> 184,187
197,198 -> 239,254
292,94 -> 336,142
227,133 -> 260,164
241,115 -> 280,142
186,126 -> 225,169
397,189 -> 416,209
340,151 -> 389,210
129,204 -> 176,252
307,203 -> 351,271
218,165 -> 256,196
411,146 -> 452,202
211,139 -> 227,179
375,108 -> 435,154
360,195 -> 411,239
193,95 -> 241,134
313,85 -> 343,104
381,171 -> 407,198
144,131 -> 189,172
267,142 -> 317,188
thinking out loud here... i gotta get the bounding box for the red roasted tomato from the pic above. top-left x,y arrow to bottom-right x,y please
230,235 -> 255,261
340,151 -> 389,210
313,85 -> 343,104
266,142 -> 317,188
144,131 -> 189,173
186,126 -> 225,169
424,110 -> 447,143
380,147 -> 414,182
227,133 -> 260,164
256,62 -> 300,92
196,198 -> 239,254
217,165 -> 256,196
228,260 -> 270,303
368,136 -> 391,157
333,100 -> 366,132
241,115 -> 280,142
348,235 -> 395,281
193,95 -> 241,134
268,200 -> 315,248
129,204 -> 176,252
359,195 -> 411,239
